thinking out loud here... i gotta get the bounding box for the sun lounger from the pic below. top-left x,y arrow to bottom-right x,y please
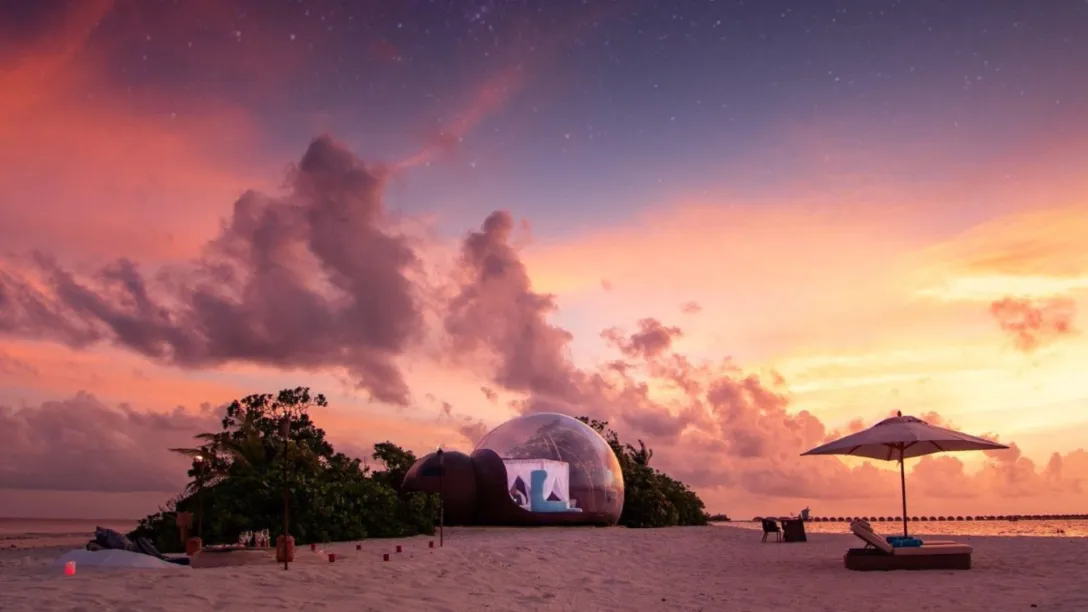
851,520 -> 958,546
845,521 -> 971,571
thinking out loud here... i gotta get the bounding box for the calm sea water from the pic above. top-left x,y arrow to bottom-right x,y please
724,519 -> 1088,538
3,517 -> 1086,543
0,518 -> 138,541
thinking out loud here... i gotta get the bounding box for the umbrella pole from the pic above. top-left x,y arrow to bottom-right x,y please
899,449 -> 908,538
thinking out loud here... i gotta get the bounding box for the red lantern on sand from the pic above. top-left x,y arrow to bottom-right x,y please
276,535 -> 296,563
185,537 -> 202,556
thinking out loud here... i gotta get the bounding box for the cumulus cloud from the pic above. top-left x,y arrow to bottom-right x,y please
0,392 -> 218,492
480,386 -> 499,403
601,318 -> 682,360
0,135 -> 422,404
443,208 -> 1088,507
458,419 -> 490,445
443,210 -> 580,401
434,401 -> 489,446
989,295 -> 1076,352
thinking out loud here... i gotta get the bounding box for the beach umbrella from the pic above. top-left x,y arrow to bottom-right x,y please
801,411 -> 1008,537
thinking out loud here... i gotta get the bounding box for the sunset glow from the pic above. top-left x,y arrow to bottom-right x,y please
1,0 -> 1087,521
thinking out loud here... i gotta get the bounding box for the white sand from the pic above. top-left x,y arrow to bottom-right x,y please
1,525 -> 1085,611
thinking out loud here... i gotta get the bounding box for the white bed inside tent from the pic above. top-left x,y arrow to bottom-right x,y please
501,458 -> 574,510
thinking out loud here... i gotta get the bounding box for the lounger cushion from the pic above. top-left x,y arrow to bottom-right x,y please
894,544 -> 972,556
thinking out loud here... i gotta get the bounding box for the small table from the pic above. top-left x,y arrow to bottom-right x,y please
191,547 -> 275,569
780,519 -> 807,542
763,517 -> 807,543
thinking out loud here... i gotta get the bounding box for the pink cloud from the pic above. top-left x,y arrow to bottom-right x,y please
1,136 -> 423,405
0,392 -> 218,493
990,296 -> 1076,353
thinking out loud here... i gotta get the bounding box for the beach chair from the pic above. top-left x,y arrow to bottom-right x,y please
760,519 -> 781,543
845,520 -> 972,571
852,519 -> 958,547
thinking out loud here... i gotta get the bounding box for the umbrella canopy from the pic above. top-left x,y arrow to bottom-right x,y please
803,413 -> 1008,460
801,412 -> 1008,536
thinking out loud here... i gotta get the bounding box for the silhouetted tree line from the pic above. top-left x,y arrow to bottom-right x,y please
129,387 -> 438,552
577,417 -> 709,528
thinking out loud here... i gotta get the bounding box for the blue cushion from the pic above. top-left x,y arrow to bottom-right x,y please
529,469 -> 569,513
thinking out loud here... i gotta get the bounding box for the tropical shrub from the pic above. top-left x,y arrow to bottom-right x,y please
578,417 -> 709,528
129,387 -> 438,552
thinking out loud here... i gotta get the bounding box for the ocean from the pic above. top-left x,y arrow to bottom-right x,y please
725,518 -> 1088,538
3,517 -> 1087,546
0,518 -> 139,548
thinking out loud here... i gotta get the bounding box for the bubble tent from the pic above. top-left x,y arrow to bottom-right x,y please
475,413 -> 625,517
402,413 -> 625,526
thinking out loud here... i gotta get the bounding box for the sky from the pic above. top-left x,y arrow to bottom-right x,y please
1,0 -> 1087,521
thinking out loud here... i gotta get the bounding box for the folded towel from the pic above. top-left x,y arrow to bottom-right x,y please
887,537 -> 924,547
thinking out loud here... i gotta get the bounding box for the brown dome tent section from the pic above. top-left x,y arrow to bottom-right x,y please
401,450 -> 478,525
402,413 -> 625,527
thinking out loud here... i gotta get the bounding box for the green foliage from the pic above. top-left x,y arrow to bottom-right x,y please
578,417 -> 709,529
129,387 -> 439,552
369,441 -> 417,494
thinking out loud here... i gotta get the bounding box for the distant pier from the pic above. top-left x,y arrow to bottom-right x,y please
750,514 -> 1088,522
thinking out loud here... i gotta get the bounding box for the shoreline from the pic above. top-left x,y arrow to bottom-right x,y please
3,518 -> 1087,553
3,526 -> 1087,610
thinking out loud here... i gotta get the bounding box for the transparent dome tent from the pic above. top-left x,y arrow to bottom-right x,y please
474,412 -> 625,519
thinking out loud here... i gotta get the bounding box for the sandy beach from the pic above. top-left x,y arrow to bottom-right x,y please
2,525 -> 1086,611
